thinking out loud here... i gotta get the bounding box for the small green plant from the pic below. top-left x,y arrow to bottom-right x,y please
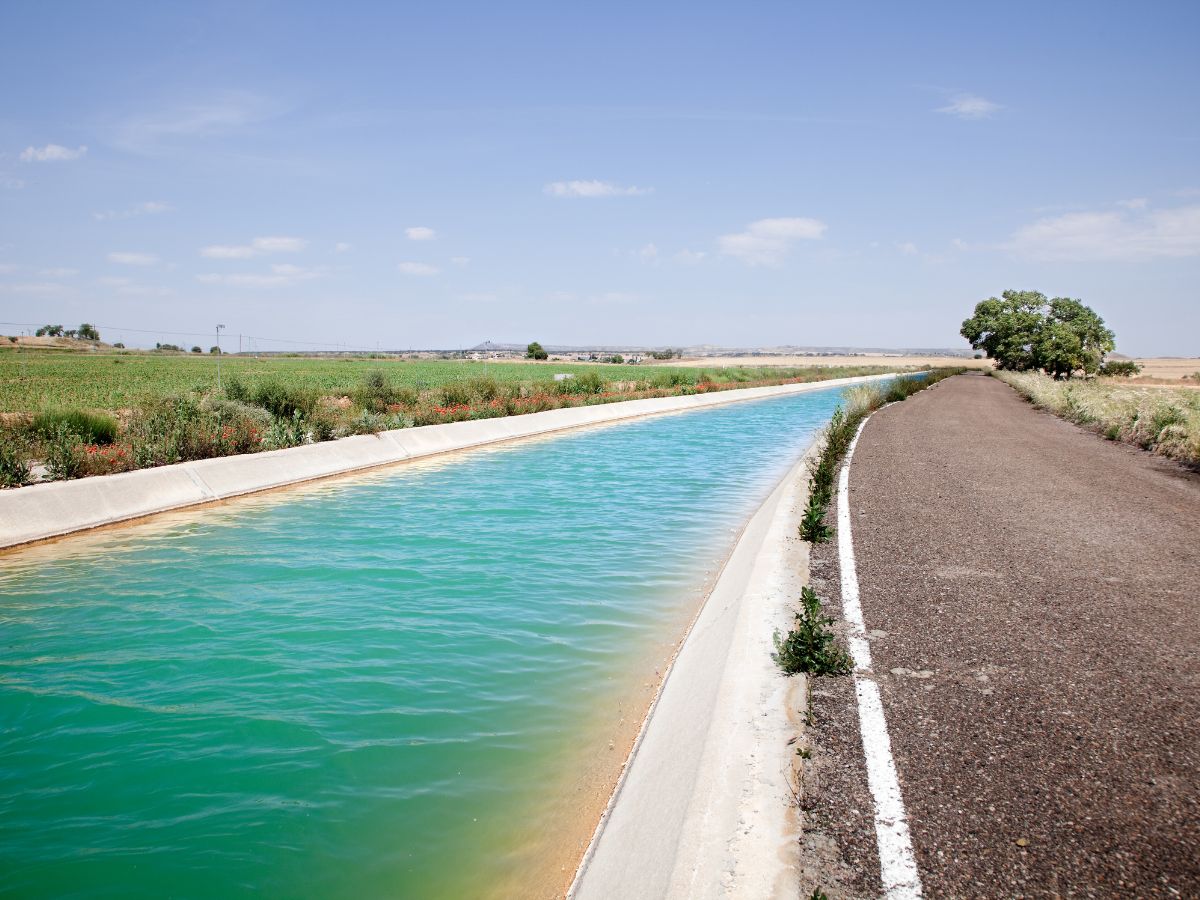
808,890 -> 831,900
773,587 -> 853,677
800,494 -> 832,543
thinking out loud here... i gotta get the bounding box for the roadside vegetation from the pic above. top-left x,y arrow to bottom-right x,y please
776,368 -> 965,679
995,371 -> 1200,467
773,586 -> 853,677
799,369 -> 965,543
0,351 -> 907,487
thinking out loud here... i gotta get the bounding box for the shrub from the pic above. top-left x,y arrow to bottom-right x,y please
0,430 -> 31,487
1098,360 -> 1141,377
799,494 -> 832,543
31,410 -> 119,445
439,381 -> 474,407
249,381 -> 316,419
356,369 -> 398,411
773,587 -> 853,677
42,423 -> 88,480
224,377 -> 250,402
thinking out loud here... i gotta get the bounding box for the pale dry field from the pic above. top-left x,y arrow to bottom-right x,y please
665,354 -> 990,370
1130,357 -> 1200,380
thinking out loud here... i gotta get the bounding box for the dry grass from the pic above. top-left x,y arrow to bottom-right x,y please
996,371 -> 1200,467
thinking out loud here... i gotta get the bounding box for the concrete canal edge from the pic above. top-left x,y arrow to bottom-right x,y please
569,437 -> 819,900
0,373 -> 894,550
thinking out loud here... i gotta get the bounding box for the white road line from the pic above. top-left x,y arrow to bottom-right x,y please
837,416 -> 924,900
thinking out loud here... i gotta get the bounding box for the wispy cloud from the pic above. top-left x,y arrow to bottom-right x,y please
97,276 -> 173,297
544,180 -> 651,198
450,256 -> 470,267
0,263 -> 19,275
397,261 -> 440,276
0,281 -> 67,294
200,236 -> 307,258
405,226 -> 436,241
936,94 -> 1002,120
1007,202 -> 1200,261
0,174 -> 24,189
196,263 -> 325,288
40,267 -> 78,277
335,242 -> 352,253
895,241 -> 919,256
20,143 -> 88,162
673,249 -> 707,264
93,201 -> 171,222
108,251 -> 159,266
113,91 -> 277,153
718,217 -> 827,266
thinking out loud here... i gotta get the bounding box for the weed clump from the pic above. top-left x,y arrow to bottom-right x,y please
31,409 -> 119,445
773,587 -> 853,677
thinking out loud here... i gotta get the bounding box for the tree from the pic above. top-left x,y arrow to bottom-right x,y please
526,341 -> 548,360
191,346 -> 203,353
77,323 -> 100,341
35,324 -> 64,337
210,346 -> 221,354
960,290 -> 1114,377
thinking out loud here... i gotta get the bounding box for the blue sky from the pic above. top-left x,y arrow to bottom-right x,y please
1,1 -> 1197,355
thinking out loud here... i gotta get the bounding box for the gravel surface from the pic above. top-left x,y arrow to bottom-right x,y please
816,373 -> 1200,898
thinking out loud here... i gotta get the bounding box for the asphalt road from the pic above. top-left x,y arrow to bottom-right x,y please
803,373 -> 1199,898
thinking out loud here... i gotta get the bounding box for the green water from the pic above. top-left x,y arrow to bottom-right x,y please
0,387 -> 854,898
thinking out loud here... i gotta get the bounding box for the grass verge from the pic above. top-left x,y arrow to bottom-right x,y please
799,368 -> 965,543
994,370 -> 1200,467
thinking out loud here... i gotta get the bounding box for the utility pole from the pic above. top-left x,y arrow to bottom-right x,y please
216,324 -> 226,390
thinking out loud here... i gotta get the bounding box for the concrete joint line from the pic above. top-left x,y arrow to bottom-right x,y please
837,414 -> 924,900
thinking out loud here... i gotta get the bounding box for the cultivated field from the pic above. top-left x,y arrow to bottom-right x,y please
0,348 -> 914,487
0,350 -> 904,413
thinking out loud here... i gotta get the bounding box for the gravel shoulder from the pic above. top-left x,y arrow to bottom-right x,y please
805,372 -> 1199,897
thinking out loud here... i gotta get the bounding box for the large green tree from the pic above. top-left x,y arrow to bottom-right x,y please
960,290 -> 1115,377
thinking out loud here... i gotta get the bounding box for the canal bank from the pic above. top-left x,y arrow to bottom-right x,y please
569,429 -> 816,899
0,374 -> 894,550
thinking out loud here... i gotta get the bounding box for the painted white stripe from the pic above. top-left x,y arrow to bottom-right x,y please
837,416 -> 924,899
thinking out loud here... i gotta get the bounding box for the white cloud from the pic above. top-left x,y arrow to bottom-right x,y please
196,263 -> 324,288
896,241 -> 919,256
0,174 -> 24,189
673,249 -> 707,264
0,263 -> 18,274
40,267 -> 78,277
405,226 -> 436,241
397,261 -> 440,276
20,143 -> 88,162
200,235 -> 307,258
1117,197 -> 1148,210
951,238 -> 970,251
108,251 -> 159,266
936,94 -> 1002,120
460,291 -> 497,303
1007,203 -> 1200,261
639,243 -> 659,262
450,256 -> 470,267
544,180 -> 651,198
93,201 -> 171,222
718,217 -> 827,266
335,242 -> 352,253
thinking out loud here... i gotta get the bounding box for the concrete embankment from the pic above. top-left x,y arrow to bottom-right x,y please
0,374 -> 893,550
570,430 -> 817,899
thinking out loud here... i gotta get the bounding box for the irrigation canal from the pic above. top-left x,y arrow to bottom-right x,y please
1,383 -> 859,898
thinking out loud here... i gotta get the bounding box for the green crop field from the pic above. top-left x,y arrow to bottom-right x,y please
0,349 -> 886,413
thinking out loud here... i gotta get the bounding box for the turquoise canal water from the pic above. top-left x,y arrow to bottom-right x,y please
0,385 -> 858,898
